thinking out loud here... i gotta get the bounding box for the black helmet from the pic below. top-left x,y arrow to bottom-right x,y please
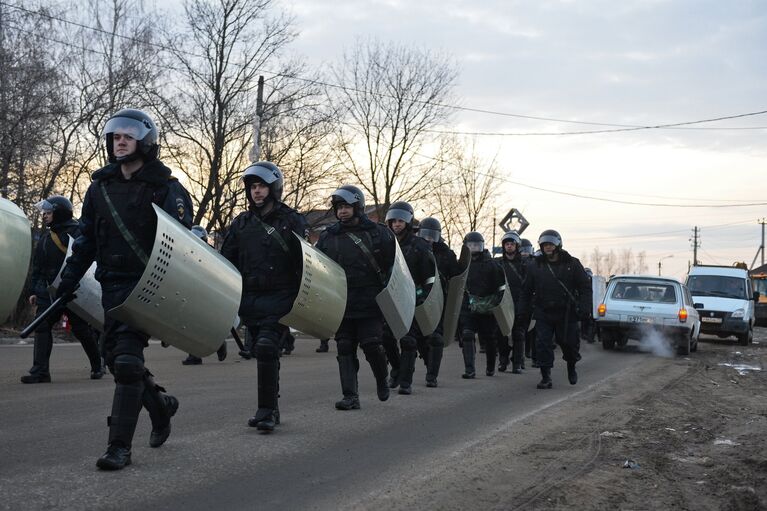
538,229 -> 563,249
501,230 -> 521,246
520,238 -> 533,255
103,108 -> 159,163
242,161 -> 284,205
35,195 -> 73,224
463,231 -> 485,254
191,225 -> 208,243
331,185 -> 365,217
385,201 -> 414,227
418,216 -> 441,242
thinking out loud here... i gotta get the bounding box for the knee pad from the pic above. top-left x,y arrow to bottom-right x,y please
428,333 -> 444,348
400,335 -> 417,352
112,354 -> 145,385
254,337 -> 280,361
336,338 -> 355,356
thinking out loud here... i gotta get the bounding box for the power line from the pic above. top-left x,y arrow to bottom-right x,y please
3,1 -> 767,136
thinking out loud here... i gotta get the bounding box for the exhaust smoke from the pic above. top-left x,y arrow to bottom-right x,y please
638,330 -> 674,358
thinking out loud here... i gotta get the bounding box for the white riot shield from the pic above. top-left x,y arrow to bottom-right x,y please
49,238 -> 104,331
0,198 -> 31,322
491,279 -> 515,337
591,275 -> 607,317
414,259 -> 443,336
280,234 -> 348,339
443,245 -> 472,347
376,240 -> 416,341
108,205 -> 242,358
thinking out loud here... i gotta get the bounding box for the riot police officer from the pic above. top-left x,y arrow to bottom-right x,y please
181,225 -> 227,365
221,161 -> 307,431
460,232 -> 505,378
56,109 -> 193,470
494,230 -> 528,374
20,196 -> 103,383
518,230 -> 592,389
383,201 -> 435,394
416,217 -> 460,387
316,185 -> 395,409
519,238 -> 537,364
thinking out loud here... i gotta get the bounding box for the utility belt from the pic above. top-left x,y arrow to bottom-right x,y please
243,274 -> 296,292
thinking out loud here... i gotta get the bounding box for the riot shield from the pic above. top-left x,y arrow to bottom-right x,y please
108,205 -> 242,358
443,245 -> 472,347
491,279 -> 515,337
0,198 -> 31,322
375,239 -> 416,341
414,257 -> 443,336
49,238 -> 104,331
280,233 -> 347,340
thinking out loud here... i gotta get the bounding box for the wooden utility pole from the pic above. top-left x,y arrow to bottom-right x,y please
750,218 -> 766,269
691,226 -> 700,266
248,75 -> 265,163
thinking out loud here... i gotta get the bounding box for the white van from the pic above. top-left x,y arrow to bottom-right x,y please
685,265 -> 757,345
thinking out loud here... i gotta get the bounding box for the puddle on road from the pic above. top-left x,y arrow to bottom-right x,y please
717,363 -> 762,376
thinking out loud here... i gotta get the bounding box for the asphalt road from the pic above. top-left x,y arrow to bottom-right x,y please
0,337 -> 656,510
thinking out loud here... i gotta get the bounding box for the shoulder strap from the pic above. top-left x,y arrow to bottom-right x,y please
346,232 -> 386,286
98,181 -> 149,266
505,258 -> 524,283
250,214 -> 290,254
545,262 -> 578,306
49,232 -> 68,254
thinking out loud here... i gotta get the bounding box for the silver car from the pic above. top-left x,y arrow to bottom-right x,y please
596,275 -> 701,355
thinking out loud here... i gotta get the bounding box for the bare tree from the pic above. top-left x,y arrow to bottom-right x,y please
153,0 -> 296,233
332,38 -> 457,214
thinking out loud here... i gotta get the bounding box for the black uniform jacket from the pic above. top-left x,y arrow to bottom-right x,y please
316,215 -> 396,319
30,219 -> 81,298
398,231 -> 436,305
220,202 -> 307,322
462,250 -> 506,314
518,250 -> 592,322
62,160 -> 193,285
432,239 -> 461,289
495,252 -> 527,305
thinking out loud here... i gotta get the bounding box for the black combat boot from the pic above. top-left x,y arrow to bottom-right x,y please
21,329 -> 54,383
498,354 -> 509,373
316,339 -> 329,353
335,355 -> 360,410
97,382 -> 143,470
567,361 -> 578,385
425,344 -> 443,388
216,341 -> 228,361
461,340 -> 476,379
387,368 -> 399,389
398,350 -> 417,395
248,359 -> 280,431
364,345 -> 390,402
77,326 -> 103,380
536,367 -> 553,389
141,373 -> 179,448
182,354 -> 203,365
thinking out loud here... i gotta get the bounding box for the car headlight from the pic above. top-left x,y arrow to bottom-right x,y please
731,309 -> 745,318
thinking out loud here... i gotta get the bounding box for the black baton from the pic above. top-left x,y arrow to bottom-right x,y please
230,327 -> 246,351
20,294 -> 74,339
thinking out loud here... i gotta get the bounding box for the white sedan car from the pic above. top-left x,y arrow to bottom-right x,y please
596,275 -> 701,356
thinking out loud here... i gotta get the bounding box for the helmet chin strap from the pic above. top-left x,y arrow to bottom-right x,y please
115,150 -> 144,164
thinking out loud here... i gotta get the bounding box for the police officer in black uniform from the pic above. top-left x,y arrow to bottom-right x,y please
382,201 -> 435,395
460,232 -> 505,378
20,196 -> 103,383
56,109 -> 193,470
181,225 -> 228,365
316,185 -> 395,409
416,217 -> 460,387
518,230 -> 592,389
494,230 -> 528,374
519,238 -> 537,365
221,161 -> 307,431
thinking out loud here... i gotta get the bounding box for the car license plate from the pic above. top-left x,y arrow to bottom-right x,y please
627,315 -> 652,323
701,317 -> 723,324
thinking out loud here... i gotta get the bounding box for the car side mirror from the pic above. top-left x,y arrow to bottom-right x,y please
693,303 -> 704,309
753,291 -> 760,301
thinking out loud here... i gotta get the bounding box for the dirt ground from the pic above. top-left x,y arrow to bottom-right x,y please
382,331 -> 766,511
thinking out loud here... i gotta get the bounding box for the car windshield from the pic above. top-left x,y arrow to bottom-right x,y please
610,281 -> 677,303
687,275 -> 748,299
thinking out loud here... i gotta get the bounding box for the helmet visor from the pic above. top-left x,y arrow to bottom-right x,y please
538,234 -> 560,246
242,164 -> 279,184
103,116 -> 152,140
34,199 -> 54,212
418,228 -> 440,243
385,208 -> 413,224
519,245 -> 533,255
466,241 -> 484,253
331,188 -> 360,205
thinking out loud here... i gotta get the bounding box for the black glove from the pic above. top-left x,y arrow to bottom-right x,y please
55,278 -> 78,300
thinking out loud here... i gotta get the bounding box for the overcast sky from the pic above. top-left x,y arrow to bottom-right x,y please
270,0 -> 766,277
